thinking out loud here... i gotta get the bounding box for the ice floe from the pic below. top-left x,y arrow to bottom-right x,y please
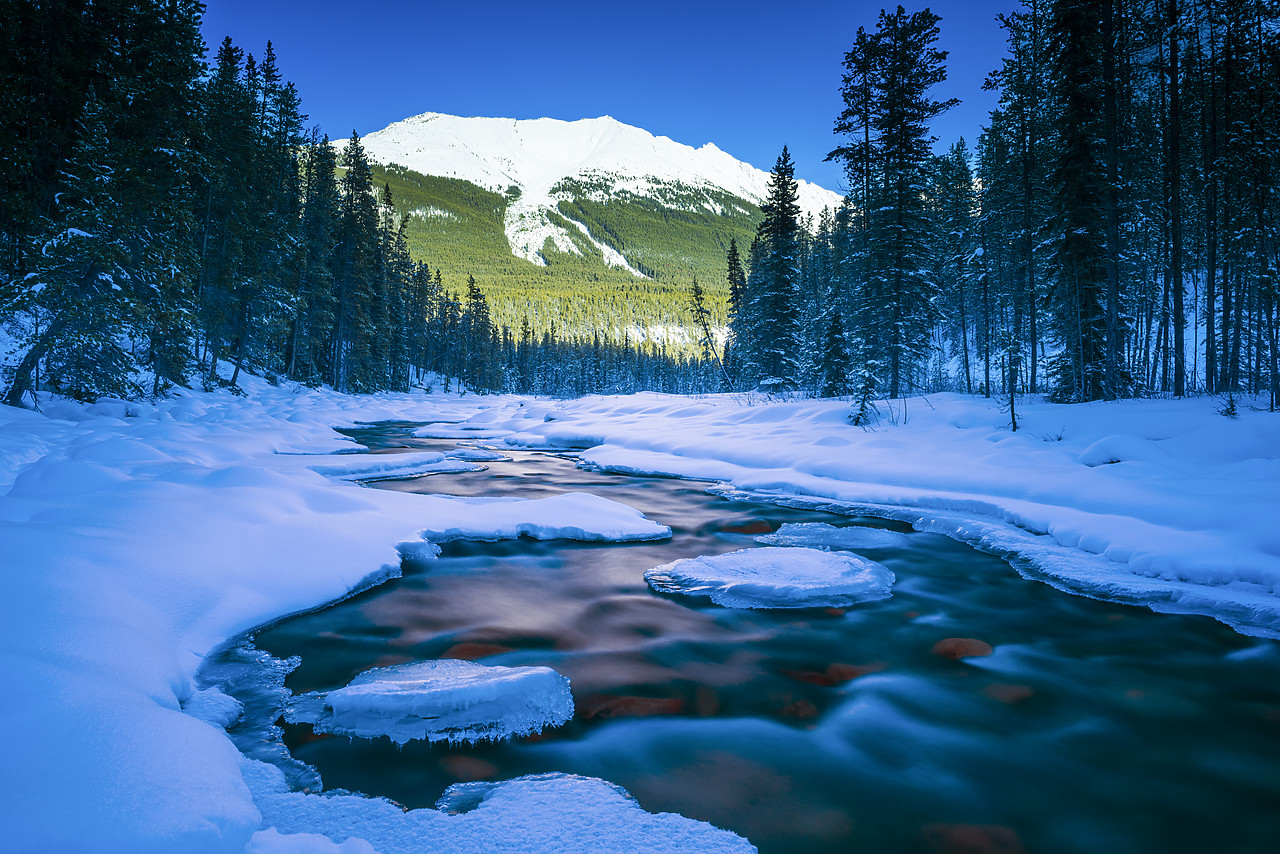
286,659 -> 573,745
416,491 -> 671,542
645,547 -> 895,609
445,447 -> 513,462
755,522 -> 911,551
248,762 -> 756,854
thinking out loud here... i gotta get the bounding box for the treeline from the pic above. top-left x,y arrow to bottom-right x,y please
493,325 -> 721,396
730,0 -> 1280,409
0,1 -> 710,403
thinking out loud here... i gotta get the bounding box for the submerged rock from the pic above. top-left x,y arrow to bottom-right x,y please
931,638 -> 995,660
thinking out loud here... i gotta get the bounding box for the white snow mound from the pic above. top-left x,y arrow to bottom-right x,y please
249,765 -> 757,854
287,659 -> 573,746
420,491 -> 671,542
645,547 -> 895,609
756,522 -> 911,551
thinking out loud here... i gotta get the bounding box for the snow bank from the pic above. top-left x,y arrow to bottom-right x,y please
497,392 -> 1280,638
6,376 -> 1278,852
287,659 -> 573,745
248,763 -> 755,854
413,491 -> 670,542
646,547 -> 895,609
0,380 -> 724,854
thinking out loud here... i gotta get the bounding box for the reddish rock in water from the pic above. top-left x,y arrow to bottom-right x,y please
440,641 -> 515,661
781,662 -> 886,687
918,823 -> 1026,854
694,685 -> 721,716
720,518 -> 774,534
983,683 -> 1035,704
778,698 -> 820,720
577,694 -> 685,720
932,638 -> 995,660
439,754 -> 497,782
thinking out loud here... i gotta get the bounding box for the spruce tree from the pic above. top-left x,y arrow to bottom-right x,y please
723,238 -> 748,383
829,6 -> 957,400
332,132 -> 380,392
1046,0 -> 1110,402
743,147 -> 803,392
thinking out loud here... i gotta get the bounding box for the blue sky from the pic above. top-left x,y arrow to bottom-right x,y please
200,0 -> 1014,192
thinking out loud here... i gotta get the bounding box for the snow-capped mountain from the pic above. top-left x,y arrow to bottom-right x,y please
353,112 -> 843,273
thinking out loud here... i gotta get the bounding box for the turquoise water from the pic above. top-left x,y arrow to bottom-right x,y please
235,424 -> 1280,854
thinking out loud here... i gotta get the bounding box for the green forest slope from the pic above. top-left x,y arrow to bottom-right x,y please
362,161 -> 762,345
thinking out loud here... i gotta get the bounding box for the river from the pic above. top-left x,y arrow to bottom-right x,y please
206,422 -> 1280,854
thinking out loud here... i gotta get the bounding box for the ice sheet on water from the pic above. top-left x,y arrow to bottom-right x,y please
445,447 -> 513,462
755,522 -> 911,551
286,659 -> 573,745
645,546 -> 895,609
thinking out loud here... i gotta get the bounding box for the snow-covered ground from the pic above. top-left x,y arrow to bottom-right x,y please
1,380 -> 1276,852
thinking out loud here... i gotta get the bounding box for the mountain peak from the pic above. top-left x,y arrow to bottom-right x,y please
355,111 -> 842,270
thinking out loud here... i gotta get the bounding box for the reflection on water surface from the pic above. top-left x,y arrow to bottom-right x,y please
233,423 -> 1280,854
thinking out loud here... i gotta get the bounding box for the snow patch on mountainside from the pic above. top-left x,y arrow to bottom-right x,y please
355,113 -> 843,269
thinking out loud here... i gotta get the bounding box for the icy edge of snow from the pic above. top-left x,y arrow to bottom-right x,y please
715,487 -> 1280,640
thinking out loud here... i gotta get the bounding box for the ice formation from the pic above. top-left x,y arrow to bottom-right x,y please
286,659 -> 574,745
645,547 -> 895,609
755,522 -> 911,550
445,448 -> 513,462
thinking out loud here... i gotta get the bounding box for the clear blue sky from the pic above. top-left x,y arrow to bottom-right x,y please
200,0 -> 1014,192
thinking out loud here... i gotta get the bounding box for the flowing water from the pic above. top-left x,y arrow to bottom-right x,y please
222,422 -> 1280,854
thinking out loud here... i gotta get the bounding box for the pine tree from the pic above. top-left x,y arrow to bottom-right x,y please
2,0 -> 204,404
332,131 -> 381,392
1045,0 -> 1110,402
817,303 -> 854,397
928,141 -> 977,392
829,6 -> 957,399
740,147 -> 803,392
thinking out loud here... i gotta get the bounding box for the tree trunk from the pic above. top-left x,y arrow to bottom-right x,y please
1168,0 -> 1186,396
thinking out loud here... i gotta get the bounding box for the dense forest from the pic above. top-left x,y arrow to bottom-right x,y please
734,1 -> 1280,412
0,1 -> 721,401
2,0 -> 1277,406
363,161 -> 749,344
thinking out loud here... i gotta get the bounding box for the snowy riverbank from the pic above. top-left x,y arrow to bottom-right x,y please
1,381 -> 1276,852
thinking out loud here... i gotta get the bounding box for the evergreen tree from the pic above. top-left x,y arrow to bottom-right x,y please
2,0 -> 204,404
817,303 -> 854,397
331,131 -> 380,391
930,140 -> 980,393
1045,0 -> 1110,402
829,6 -> 956,399
738,147 -> 803,392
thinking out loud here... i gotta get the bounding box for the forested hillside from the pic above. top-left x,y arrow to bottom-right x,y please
0,1 -> 723,402
3,0 -> 1277,409
363,161 -> 759,342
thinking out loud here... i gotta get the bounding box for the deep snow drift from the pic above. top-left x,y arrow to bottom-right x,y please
1,380 -> 1277,853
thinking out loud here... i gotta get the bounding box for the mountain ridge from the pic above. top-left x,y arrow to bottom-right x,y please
353,112 -> 843,271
